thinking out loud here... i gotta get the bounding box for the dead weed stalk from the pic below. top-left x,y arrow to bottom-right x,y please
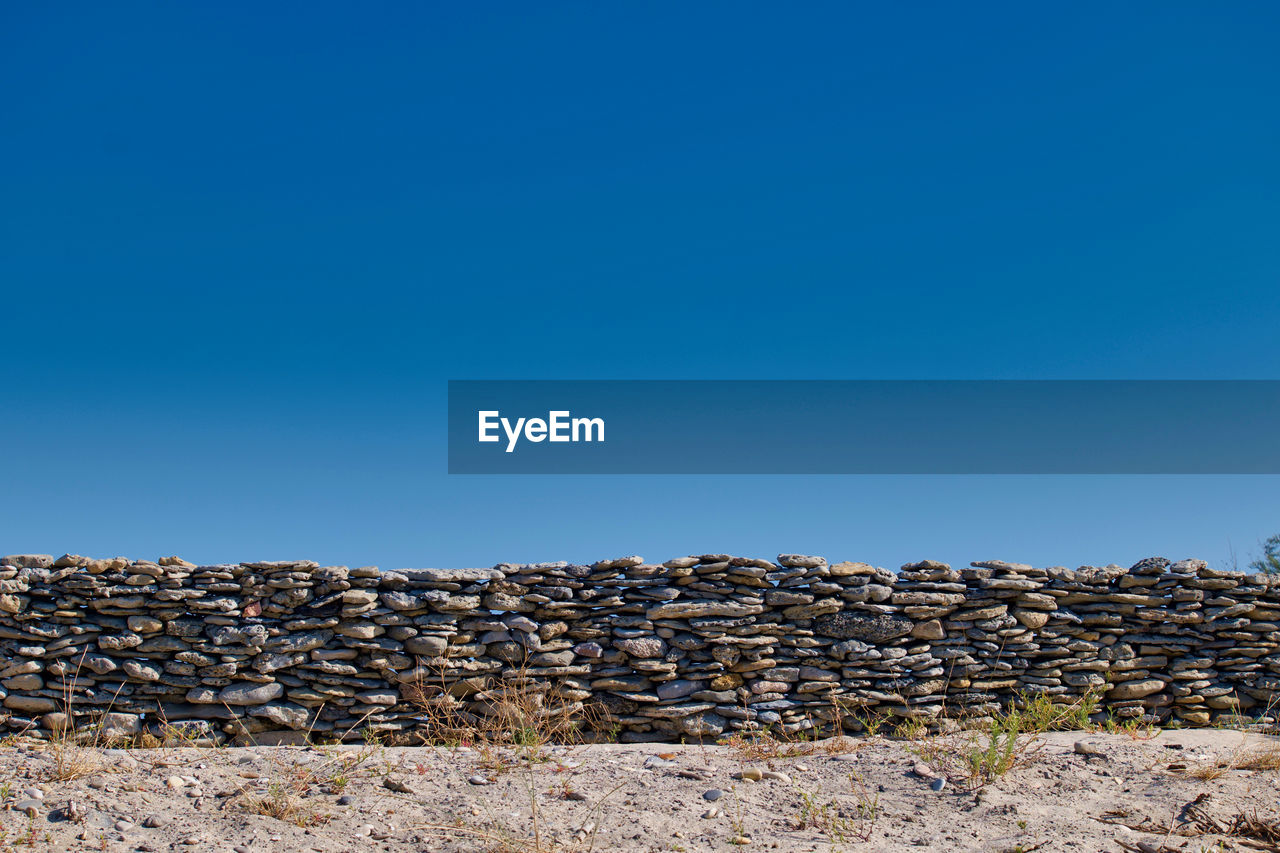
405,652 -> 620,851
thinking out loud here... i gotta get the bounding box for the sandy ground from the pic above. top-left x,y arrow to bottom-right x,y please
1,730 -> 1279,852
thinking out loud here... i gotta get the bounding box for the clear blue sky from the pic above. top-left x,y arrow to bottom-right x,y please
2,3 -> 1278,571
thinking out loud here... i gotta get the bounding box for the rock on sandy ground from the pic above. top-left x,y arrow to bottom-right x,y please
1,730 -> 1279,851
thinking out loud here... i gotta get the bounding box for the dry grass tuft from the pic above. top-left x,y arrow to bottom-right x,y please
238,782 -> 332,827
720,696 -> 868,763
405,658 -> 604,755
1231,741 -> 1280,771
229,745 -> 380,827
47,742 -> 104,783
1181,740 -> 1280,781
721,728 -> 860,762
405,654 -> 623,852
223,708 -> 383,827
44,651 -> 116,782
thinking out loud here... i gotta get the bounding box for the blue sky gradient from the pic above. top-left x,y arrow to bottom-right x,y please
2,3 -> 1278,570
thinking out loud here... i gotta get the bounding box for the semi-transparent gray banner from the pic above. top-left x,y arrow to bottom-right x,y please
447,380 -> 1280,474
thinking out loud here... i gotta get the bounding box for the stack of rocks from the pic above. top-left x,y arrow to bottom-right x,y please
0,552 -> 1276,744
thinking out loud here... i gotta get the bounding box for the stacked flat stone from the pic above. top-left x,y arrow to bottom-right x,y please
0,552 -> 1276,744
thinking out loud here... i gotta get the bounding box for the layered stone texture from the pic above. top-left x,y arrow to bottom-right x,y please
0,552 -> 1275,743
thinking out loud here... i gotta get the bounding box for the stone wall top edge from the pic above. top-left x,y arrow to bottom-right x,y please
0,552 -> 1269,585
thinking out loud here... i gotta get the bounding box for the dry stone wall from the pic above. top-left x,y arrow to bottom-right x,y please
1,552 -> 1277,744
